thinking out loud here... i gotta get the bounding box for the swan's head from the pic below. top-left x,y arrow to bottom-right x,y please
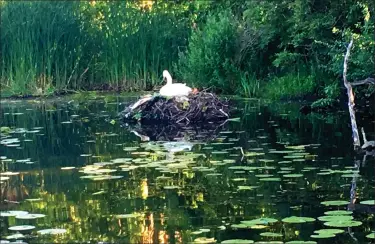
162,70 -> 173,85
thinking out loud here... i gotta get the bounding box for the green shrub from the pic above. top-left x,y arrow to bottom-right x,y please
176,10 -> 240,93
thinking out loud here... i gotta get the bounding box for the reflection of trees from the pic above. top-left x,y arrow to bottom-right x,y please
1,97 -> 374,243
0,177 -> 29,208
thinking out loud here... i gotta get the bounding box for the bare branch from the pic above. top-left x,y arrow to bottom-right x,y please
342,38 -> 361,148
351,77 -> 375,86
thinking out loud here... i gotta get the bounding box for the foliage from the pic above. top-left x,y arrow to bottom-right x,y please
263,73 -> 316,100
311,83 -> 341,108
0,1 -> 202,95
1,1 -> 85,95
176,10 -> 240,94
0,0 -> 373,100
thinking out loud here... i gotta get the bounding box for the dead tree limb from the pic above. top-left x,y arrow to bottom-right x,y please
351,77 -> 375,86
343,38 -> 361,149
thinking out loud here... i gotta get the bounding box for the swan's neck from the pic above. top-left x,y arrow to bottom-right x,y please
164,72 -> 173,85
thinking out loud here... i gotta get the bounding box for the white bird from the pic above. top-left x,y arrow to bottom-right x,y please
159,70 -> 192,97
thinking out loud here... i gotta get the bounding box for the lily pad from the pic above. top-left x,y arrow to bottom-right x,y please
37,228 -> 67,235
259,177 -> 281,182
260,232 -> 283,237
314,229 -> 344,234
5,234 -> 25,239
193,237 -> 216,243
254,241 -> 283,244
366,233 -> 375,239
245,152 -> 265,157
25,198 -> 43,202
321,200 -> 349,206
221,240 -> 254,243
16,214 -> 46,219
199,229 -> 211,233
324,210 -> 352,216
0,211 -> 28,217
241,218 -> 278,226
282,216 -> 315,223
285,242 -> 317,244
238,186 -> 258,190
318,215 -> 353,222
323,220 -> 362,227
8,225 -> 35,231
283,174 -> 304,178
250,225 -> 268,229
115,213 -> 142,219
61,167 -> 75,170
310,233 -> 335,239
0,172 -> 19,176
361,200 -> 375,205
255,174 -> 274,178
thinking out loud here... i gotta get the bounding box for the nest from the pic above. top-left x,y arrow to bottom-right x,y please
119,92 -> 230,124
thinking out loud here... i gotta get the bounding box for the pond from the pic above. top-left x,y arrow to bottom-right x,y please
1,92 -> 374,244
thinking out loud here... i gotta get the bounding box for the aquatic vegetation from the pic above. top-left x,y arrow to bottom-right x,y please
16,214 -> 45,219
240,218 -> 278,226
285,241 -> 317,244
282,216 -> 315,224
193,237 -> 216,243
221,240 -> 254,243
259,232 -> 283,237
37,229 -> 67,235
8,225 -> 35,231
361,200 -> 375,205
310,233 -> 335,239
313,229 -> 344,235
323,221 -> 362,227
318,215 -> 353,222
324,210 -> 352,216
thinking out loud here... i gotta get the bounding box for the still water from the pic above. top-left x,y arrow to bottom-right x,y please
1,93 -> 374,244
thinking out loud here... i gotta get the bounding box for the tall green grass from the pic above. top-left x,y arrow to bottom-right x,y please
1,1 -> 87,95
1,1 -> 195,95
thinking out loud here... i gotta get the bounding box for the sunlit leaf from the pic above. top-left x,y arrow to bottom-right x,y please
37,228 -> 67,235
8,225 -> 35,231
282,216 -> 315,223
221,240 -> 254,243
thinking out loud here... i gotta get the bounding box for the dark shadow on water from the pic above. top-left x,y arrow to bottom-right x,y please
120,120 -> 228,142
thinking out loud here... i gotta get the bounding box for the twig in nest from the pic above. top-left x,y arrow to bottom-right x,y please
119,92 -> 230,125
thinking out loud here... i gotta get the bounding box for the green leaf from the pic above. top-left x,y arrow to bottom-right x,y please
314,229 -> 344,235
310,233 -> 336,239
320,200 -> 349,206
360,200 -> 375,205
318,215 -> 353,222
282,216 -> 315,223
221,240 -> 254,243
323,220 -> 362,227
260,232 -> 283,237
324,210 -> 352,216
240,218 -> 278,226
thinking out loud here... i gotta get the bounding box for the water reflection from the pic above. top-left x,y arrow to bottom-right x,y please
0,93 -> 374,243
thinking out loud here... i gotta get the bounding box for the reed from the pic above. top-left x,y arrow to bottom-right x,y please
1,1 -> 194,95
1,1 -> 88,95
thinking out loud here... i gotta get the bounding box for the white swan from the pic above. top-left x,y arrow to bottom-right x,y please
159,70 -> 192,97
